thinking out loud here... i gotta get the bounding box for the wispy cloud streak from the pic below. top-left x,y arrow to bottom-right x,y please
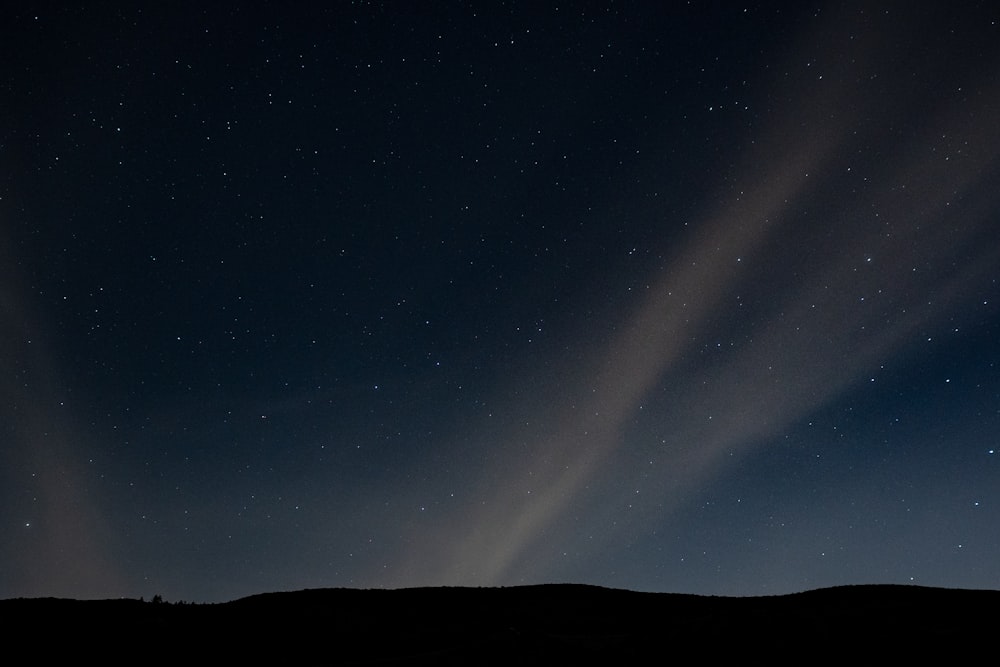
382,4 -> 1000,588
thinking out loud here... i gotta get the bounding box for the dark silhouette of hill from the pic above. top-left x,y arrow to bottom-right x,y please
2,583 -> 995,663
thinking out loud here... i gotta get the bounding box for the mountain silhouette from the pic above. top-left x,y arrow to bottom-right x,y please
3,583 -> 994,663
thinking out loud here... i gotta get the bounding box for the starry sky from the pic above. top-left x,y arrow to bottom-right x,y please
3,2 -> 999,603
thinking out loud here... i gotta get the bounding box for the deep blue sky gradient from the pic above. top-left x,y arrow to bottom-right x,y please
2,2 -> 999,602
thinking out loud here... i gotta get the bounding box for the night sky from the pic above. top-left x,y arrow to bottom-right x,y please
3,2 -> 999,603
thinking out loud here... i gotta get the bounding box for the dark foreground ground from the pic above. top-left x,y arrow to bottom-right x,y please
3,583 -> 996,663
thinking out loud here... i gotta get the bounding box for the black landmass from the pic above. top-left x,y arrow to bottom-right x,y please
3,584 -> 995,663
